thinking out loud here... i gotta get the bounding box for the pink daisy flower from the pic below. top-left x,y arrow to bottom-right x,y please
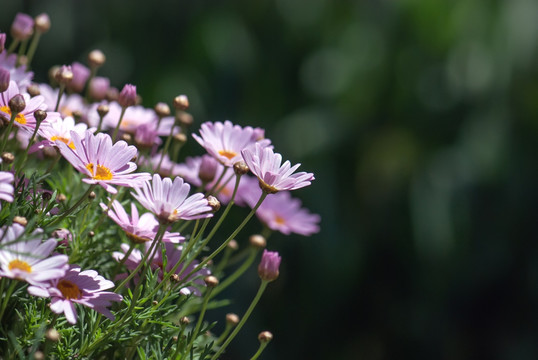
0,52 -> 33,90
113,242 -> 210,296
0,224 -> 68,286
100,199 -> 184,243
0,170 -> 14,207
30,115 -> 89,153
241,143 -> 315,193
56,130 -> 151,194
38,83 -> 87,117
192,120 -> 271,167
132,174 -> 213,223
28,266 -> 123,324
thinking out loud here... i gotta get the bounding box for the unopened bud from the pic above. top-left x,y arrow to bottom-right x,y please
258,331 -> 273,344
27,83 -> 41,97
121,133 -> 132,143
249,234 -> 266,249
45,328 -> 60,342
11,13 -> 34,41
35,13 -> 51,34
170,273 -> 180,283
34,110 -> 47,124
89,77 -> 110,101
180,316 -> 190,325
97,104 -> 110,118
173,95 -> 189,110
55,65 -> 73,85
88,191 -> 96,200
9,94 -> 26,114
233,161 -> 249,176
13,216 -> 28,226
42,191 -> 52,201
88,49 -> 106,68
56,194 -> 67,202
33,351 -> 44,360
154,102 -> 170,118
207,195 -> 221,212
204,275 -> 219,288
43,146 -> 58,158
106,87 -> 119,101
49,66 -> 60,85
173,133 -> 187,144
199,155 -> 218,183
68,62 -> 90,93
118,84 -> 137,108
226,313 -> 239,326
258,250 -> 281,282
227,239 -> 238,251
177,112 -> 193,127
152,300 -> 158,306
0,68 -> 10,93
1,152 -> 14,164
88,231 -> 95,238
0,33 -> 5,53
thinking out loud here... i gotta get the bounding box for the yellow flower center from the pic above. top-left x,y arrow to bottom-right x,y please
86,163 -> 113,180
126,231 -> 151,243
60,106 -> 73,118
218,150 -> 237,160
274,215 -> 286,225
8,259 -> 32,273
57,279 -> 82,300
50,135 -> 75,149
0,105 -> 27,125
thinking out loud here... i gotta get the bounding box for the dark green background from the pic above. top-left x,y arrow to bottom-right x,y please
3,0 -> 538,359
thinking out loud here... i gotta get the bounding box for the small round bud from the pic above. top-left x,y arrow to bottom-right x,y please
233,161 -> 249,176
13,216 -> 28,227
43,146 -> 58,158
88,231 -> 95,238
11,13 -> 34,41
258,250 -> 281,282
180,316 -> 190,325
152,300 -> 158,306
0,68 -> 10,93
177,112 -> 193,127
207,195 -> 221,212
89,77 -> 110,101
154,102 -> 170,118
173,133 -> 187,144
249,234 -> 266,249
33,351 -> 45,360
0,33 -> 5,53
35,13 -> 51,33
106,87 -> 119,102
225,313 -> 239,326
42,191 -> 52,201
34,110 -> 47,124
170,273 -> 180,283
88,191 -> 96,200
1,152 -> 14,164
227,239 -> 239,251
118,84 -> 137,108
97,104 -> 110,118
199,155 -> 218,183
27,83 -> 41,97
55,65 -> 73,85
9,94 -> 26,114
203,257 -> 214,266
173,95 -> 189,110
88,50 -> 106,68
56,194 -> 67,202
172,336 -> 178,341
121,133 -> 132,143
48,66 -> 60,84
72,110 -> 83,121
45,328 -> 60,342
204,275 -> 219,288
258,331 -> 273,344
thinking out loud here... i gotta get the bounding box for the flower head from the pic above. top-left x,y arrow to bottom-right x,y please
258,249 -> 281,282
56,130 -> 151,194
192,120 -> 271,167
0,170 -> 15,206
11,13 -> 34,41
31,116 -> 88,153
118,84 -> 137,108
241,143 -> 314,193
0,52 -> 33,90
28,266 -> 123,324
132,174 -> 213,223
0,224 -> 68,286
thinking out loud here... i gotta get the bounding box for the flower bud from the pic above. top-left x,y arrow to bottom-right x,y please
199,155 -> 218,183
48,65 -> 60,85
52,228 -> 72,247
0,68 -> 10,93
258,249 -> 281,282
173,133 -> 187,144
226,313 -> 239,326
170,273 -> 180,283
173,95 -> 189,110
88,231 -> 95,238
204,275 -> 219,288
27,83 -> 41,97
233,161 -> 249,176
88,49 -> 106,68
33,351 -> 45,360
89,77 -> 110,101
1,152 -> 14,164
154,102 -> 170,118
45,328 -> 60,342
180,316 -> 190,325
258,331 -> 273,344
88,191 -> 96,200
249,234 -> 266,249
9,94 -> 26,114
35,13 -> 51,34
13,216 -> 28,227
97,103 -> 110,118
0,33 -> 6,53
227,239 -> 239,251
34,110 -> 47,124
56,193 -> 67,202
11,13 -> 34,41
106,87 -> 119,102
55,65 -> 73,85
68,62 -> 90,93
177,112 -> 193,127
207,195 -> 221,212
118,84 -> 137,108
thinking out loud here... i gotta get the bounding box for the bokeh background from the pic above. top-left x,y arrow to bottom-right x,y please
3,0 -> 538,359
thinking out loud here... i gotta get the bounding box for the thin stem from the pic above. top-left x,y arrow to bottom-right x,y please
156,119 -> 176,173
205,168 -> 228,197
182,286 -> 215,357
47,184 -> 96,227
0,280 -> 18,322
210,281 -> 269,360
7,39 -> 20,54
0,112 -> 17,154
54,84 -> 66,112
250,341 -> 270,360
25,32 -> 42,67
17,119 -> 43,174
112,107 -> 127,141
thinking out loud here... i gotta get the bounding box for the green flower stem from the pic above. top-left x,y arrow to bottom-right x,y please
0,280 -> 18,322
211,247 -> 258,299
172,321 -> 189,360
210,280 -> 269,360
112,107 -> 127,141
250,341 -> 270,360
214,172 -> 235,197
47,184 -> 96,227
17,118 -> 44,174
214,322 -> 233,346
0,112 -> 18,154
111,239 -> 136,279
7,39 -> 20,54
182,192 -> 267,284
95,108 -> 106,133
182,285 -> 215,358
205,168 -> 229,196
156,120 -> 176,173
54,84 -> 66,112
25,32 -> 42,67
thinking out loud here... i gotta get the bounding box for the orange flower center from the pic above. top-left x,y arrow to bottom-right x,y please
8,259 -> 32,273
57,279 -> 82,300
1,105 -> 27,125
218,150 -> 237,160
59,106 -> 73,118
86,163 -> 113,180
274,215 -> 286,225
126,231 -> 151,243
50,135 -> 75,149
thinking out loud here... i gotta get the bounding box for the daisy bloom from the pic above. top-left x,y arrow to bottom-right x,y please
31,116 -> 88,153
0,52 -> 33,90
132,174 -> 213,223
192,120 -> 271,167
0,170 -> 14,207
38,83 -> 86,117
28,266 -> 123,324
241,143 -> 315,193
100,199 -> 184,243
56,130 -> 151,194
113,242 -> 210,296
0,224 -> 68,286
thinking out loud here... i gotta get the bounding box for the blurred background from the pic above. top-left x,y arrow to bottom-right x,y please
3,0 -> 538,359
